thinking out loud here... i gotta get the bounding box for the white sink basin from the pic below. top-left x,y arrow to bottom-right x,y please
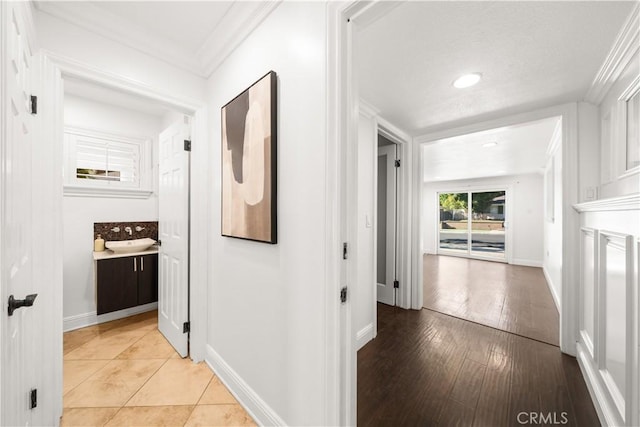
105,238 -> 156,254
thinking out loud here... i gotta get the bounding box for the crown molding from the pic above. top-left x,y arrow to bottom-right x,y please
197,1 -> 281,77
34,1 -> 204,77
585,3 -> 639,105
376,115 -> 412,144
358,98 -> 380,119
33,1 -> 280,79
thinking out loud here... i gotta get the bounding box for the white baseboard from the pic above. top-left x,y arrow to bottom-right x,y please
542,267 -> 561,313
63,302 -> 158,332
576,342 -> 619,426
206,345 -> 286,426
356,323 -> 374,350
511,258 -> 543,268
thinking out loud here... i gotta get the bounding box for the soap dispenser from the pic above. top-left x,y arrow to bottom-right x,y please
94,234 -> 105,252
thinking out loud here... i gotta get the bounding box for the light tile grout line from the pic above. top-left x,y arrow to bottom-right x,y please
63,314 -> 253,427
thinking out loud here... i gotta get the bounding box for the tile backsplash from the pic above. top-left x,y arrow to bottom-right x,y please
94,221 -> 158,242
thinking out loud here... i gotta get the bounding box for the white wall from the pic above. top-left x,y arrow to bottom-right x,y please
34,11 -> 206,104
205,3 -> 328,425
63,95 -> 163,321
543,133 -> 563,310
355,112 -> 375,350
577,102 -> 600,202
423,173 -> 544,267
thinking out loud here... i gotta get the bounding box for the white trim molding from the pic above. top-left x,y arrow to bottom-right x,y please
511,259 -> 542,268
573,194 -> 640,213
585,3 -> 640,105
543,267 -> 561,313
198,1 -> 281,77
597,230 -> 635,424
356,323 -> 374,351
45,51 -> 204,113
63,302 -> 158,332
206,345 -> 287,427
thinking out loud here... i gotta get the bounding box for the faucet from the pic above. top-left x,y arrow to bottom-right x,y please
124,226 -> 132,236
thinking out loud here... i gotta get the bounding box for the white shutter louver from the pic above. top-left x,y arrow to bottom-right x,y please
63,127 -> 152,197
75,138 -> 140,183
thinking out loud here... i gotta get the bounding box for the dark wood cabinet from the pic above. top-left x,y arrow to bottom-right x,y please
137,254 -> 158,305
97,253 -> 158,315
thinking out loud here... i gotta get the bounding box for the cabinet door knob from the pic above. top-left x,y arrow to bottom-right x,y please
141,257 -> 144,272
134,257 -> 137,272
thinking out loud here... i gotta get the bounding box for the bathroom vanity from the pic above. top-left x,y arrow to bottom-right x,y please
93,248 -> 158,315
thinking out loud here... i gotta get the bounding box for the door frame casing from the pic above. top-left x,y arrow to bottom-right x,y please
434,186 -> 513,264
44,52 -> 209,362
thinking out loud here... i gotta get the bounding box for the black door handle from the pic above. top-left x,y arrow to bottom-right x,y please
8,294 -> 37,316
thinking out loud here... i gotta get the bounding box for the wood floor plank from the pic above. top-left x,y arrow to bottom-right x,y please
449,358 -> 486,408
358,304 -> 597,427
423,255 -> 559,345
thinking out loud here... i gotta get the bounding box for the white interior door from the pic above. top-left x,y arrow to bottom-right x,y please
376,145 -> 396,306
1,4 -> 63,425
158,117 -> 190,357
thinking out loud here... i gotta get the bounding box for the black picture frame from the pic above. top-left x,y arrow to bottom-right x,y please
221,71 -> 277,244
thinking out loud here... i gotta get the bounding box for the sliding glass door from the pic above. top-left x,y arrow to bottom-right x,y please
438,193 -> 468,253
438,190 -> 506,261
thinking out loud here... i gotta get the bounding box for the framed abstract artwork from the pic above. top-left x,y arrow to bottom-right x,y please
221,71 -> 277,244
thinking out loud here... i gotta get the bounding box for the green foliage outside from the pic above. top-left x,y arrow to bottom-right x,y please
439,193 -> 467,211
439,192 -> 504,213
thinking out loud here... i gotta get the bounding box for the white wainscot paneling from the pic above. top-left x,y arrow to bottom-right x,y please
598,230 -> 634,424
580,228 -> 597,358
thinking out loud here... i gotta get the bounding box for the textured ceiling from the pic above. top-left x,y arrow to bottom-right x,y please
422,116 -> 560,182
357,1 -> 635,136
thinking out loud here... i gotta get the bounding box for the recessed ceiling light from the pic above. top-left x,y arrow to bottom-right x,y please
482,141 -> 498,148
453,73 -> 482,89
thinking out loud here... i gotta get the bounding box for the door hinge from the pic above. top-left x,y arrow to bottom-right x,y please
30,95 -> 37,115
184,140 -> 191,151
394,159 -> 401,168
340,287 -> 348,303
342,242 -> 348,260
393,280 -> 399,289
30,388 -> 37,409
183,321 -> 190,333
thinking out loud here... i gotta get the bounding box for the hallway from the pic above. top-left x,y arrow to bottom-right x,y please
423,255 -> 559,346
62,312 -> 255,427
357,304 -> 599,426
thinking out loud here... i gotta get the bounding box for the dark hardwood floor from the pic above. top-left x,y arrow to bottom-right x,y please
423,255 -> 559,346
357,304 -> 599,427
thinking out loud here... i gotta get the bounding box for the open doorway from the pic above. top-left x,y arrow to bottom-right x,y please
59,75 -> 194,358
421,117 -> 562,345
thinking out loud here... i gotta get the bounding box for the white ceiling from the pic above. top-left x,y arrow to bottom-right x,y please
34,1 -> 278,77
357,1 -> 635,136
422,116 -> 560,182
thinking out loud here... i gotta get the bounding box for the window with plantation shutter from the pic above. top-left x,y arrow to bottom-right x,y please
64,127 -> 153,198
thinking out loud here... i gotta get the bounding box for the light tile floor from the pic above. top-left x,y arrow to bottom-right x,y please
62,310 -> 256,427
